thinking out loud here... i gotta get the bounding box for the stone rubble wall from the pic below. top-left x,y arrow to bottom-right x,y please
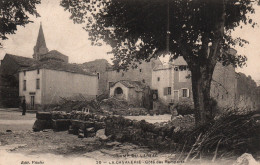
33,111 -> 193,151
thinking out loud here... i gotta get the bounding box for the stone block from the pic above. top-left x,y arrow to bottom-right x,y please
36,112 -> 52,120
86,127 -> 95,133
52,119 -> 71,131
33,119 -> 52,132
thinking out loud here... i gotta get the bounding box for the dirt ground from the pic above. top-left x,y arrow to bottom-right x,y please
0,109 -> 256,165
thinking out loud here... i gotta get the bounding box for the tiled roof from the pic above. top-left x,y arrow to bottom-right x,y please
22,60 -> 96,76
81,59 -> 112,72
6,54 -> 39,67
40,50 -> 68,62
153,57 -> 187,71
173,56 -> 187,66
153,64 -> 173,71
111,80 -> 146,92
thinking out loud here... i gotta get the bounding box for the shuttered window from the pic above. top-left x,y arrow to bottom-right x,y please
182,88 -> 189,97
168,87 -> 171,95
163,87 -> 167,96
164,87 -> 171,96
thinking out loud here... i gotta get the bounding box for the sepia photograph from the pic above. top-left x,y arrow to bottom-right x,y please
0,0 -> 260,164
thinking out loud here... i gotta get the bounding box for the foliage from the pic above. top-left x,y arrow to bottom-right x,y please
61,0 -> 259,124
176,99 -> 194,116
175,98 -> 219,117
179,111 -> 260,161
61,0 -> 257,68
0,0 -> 41,46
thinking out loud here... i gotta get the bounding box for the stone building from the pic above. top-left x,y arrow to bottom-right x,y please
0,23 -> 72,108
81,58 -> 162,95
19,60 -> 98,110
0,54 -> 38,107
109,80 -> 148,107
38,50 -> 69,63
152,55 -> 238,110
80,59 -> 112,95
152,57 -> 192,105
106,58 -> 162,89
33,23 -> 69,63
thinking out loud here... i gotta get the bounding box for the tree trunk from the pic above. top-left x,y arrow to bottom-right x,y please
191,64 -> 215,126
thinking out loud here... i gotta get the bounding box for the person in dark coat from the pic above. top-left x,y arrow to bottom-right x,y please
22,99 -> 26,115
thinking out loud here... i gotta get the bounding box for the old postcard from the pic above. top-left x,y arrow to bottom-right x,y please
0,0 -> 259,165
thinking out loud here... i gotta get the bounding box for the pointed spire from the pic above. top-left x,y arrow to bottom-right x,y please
33,23 -> 49,60
35,23 -> 47,51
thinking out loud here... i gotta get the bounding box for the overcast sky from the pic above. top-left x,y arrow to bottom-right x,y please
0,0 -> 259,82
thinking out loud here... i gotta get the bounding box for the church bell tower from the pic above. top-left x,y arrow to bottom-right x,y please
33,23 -> 49,60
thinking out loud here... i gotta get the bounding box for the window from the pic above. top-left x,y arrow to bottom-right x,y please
142,79 -> 145,83
139,69 -> 142,72
23,80 -> 26,91
182,88 -> 189,97
24,71 -> 26,76
36,79 -> 40,89
164,87 -> 171,96
157,77 -> 160,81
168,87 -> 171,95
97,72 -> 100,79
122,73 -> 124,77
37,69 -> 40,74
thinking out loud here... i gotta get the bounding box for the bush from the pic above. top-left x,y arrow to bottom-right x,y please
176,99 -> 194,116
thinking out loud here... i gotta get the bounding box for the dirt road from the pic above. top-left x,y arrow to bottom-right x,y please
0,109 -> 250,165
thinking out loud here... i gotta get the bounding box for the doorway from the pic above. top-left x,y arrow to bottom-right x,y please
31,96 -> 35,109
174,90 -> 179,101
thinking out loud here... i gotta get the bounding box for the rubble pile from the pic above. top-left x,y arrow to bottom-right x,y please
52,98 -> 101,113
108,107 -> 149,116
100,97 -> 149,116
45,94 -> 152,116
100,97 -> 128,110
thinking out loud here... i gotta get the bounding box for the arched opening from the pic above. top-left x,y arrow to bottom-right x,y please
114,87 -> 123,95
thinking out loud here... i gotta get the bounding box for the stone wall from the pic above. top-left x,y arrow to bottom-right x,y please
107,59 -> 162,91
235,73 -> 259,110
80,59 -> 111,95
211,63 -> 237,109
34,111 -> 189,151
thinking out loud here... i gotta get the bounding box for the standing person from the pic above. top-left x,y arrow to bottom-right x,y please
22,98 -> 26,115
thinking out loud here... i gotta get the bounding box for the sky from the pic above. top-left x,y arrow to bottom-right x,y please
0,0 -> 259,83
